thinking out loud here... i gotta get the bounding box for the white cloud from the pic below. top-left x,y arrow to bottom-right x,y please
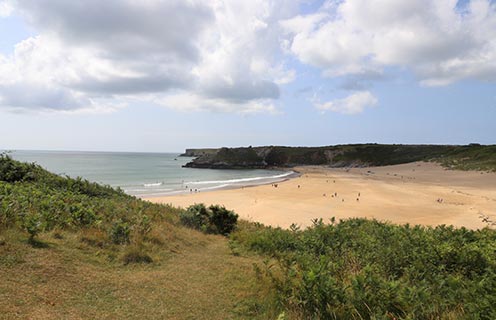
155,91 -> 280,115
281,0 -> 496,86
314,91 -> 378,115
0,0 -> 13,17
0,0 -> 299,113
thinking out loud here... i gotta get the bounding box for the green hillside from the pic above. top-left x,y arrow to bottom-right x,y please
0,154 -> 263,319
184,144 -> 496,171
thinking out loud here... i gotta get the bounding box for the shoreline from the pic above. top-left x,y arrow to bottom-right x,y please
146,162 -> 496,230
141,169 -> 301,198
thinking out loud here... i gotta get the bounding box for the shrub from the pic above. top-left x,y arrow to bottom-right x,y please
0,156 -> 179,245
232,218 -> 496,319
20,212 -> 42,242
135,213 -> 152,237
180,203 -> 210,231
109,220 -> 131,245
180,203 -> 238,235
209,205 -> 238,235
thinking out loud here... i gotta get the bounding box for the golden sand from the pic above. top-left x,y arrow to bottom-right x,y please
146,162 -> 496,229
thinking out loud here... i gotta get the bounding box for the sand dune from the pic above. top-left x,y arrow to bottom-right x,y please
146,162 -> 496,229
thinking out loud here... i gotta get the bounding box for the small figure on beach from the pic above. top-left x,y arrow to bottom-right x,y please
356,198 -> 359,202
342,199 -> 344,202
298,185 -> 300,188
323,193 -> 326,197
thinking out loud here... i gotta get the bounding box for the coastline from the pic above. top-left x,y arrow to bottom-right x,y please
145,162 -> 496,230
142,169 -> 301,198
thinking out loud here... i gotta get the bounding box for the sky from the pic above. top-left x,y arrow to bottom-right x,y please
0,0 -> 495,152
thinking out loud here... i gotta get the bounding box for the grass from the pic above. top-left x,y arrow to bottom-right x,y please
0,227 -> 264,319
0,154 -> 267,319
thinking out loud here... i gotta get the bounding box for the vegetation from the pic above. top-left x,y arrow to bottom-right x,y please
184,143 -> 496,171
2,153 -> 496,319
180,203 -> 239,235
0,154 -> 263,319
231,219 -> 496,319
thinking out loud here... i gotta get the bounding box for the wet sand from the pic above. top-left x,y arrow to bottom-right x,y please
146,162 -> 496,229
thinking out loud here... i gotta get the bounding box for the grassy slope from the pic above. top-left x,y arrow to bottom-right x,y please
0,155 -> 264,319
0,229 -> 261,320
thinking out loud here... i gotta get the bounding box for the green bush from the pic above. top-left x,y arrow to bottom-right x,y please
0,155 -> 179,244
180,203 -> 238,235
180,203 -> 210,231
109,220 -> 131,245
20,212 -> 42,242
209,205 -> 239,235
232,219 -> 496,319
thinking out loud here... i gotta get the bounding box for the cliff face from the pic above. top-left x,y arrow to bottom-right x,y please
180,148 -> 219,157
182,144 -> 496,170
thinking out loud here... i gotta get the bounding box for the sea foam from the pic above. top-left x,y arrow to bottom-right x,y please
185,171 -> 294,185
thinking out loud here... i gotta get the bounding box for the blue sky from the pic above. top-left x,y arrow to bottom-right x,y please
0,0 -> 495,152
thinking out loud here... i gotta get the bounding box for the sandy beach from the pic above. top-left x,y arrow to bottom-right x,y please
146,162 -> 496,229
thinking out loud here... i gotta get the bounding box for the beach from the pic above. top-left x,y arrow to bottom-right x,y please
146,162 -> 496,229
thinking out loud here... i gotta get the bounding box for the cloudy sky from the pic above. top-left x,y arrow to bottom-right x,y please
0,0 -> 495,152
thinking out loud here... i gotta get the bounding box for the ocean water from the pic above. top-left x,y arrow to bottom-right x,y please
9,150 -> 293,197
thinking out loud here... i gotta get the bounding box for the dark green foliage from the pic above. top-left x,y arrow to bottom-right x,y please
109,220 -> 131,244
180,203 -> 238,235
216,147 -> 264,167
180,203 -> 210,231
209,205 -> 239,235
232,219 -> 496,319
186,144 -> 496,171
0,154 -> 179,244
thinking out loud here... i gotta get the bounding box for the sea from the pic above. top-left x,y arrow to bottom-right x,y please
8,150 -> 294,198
